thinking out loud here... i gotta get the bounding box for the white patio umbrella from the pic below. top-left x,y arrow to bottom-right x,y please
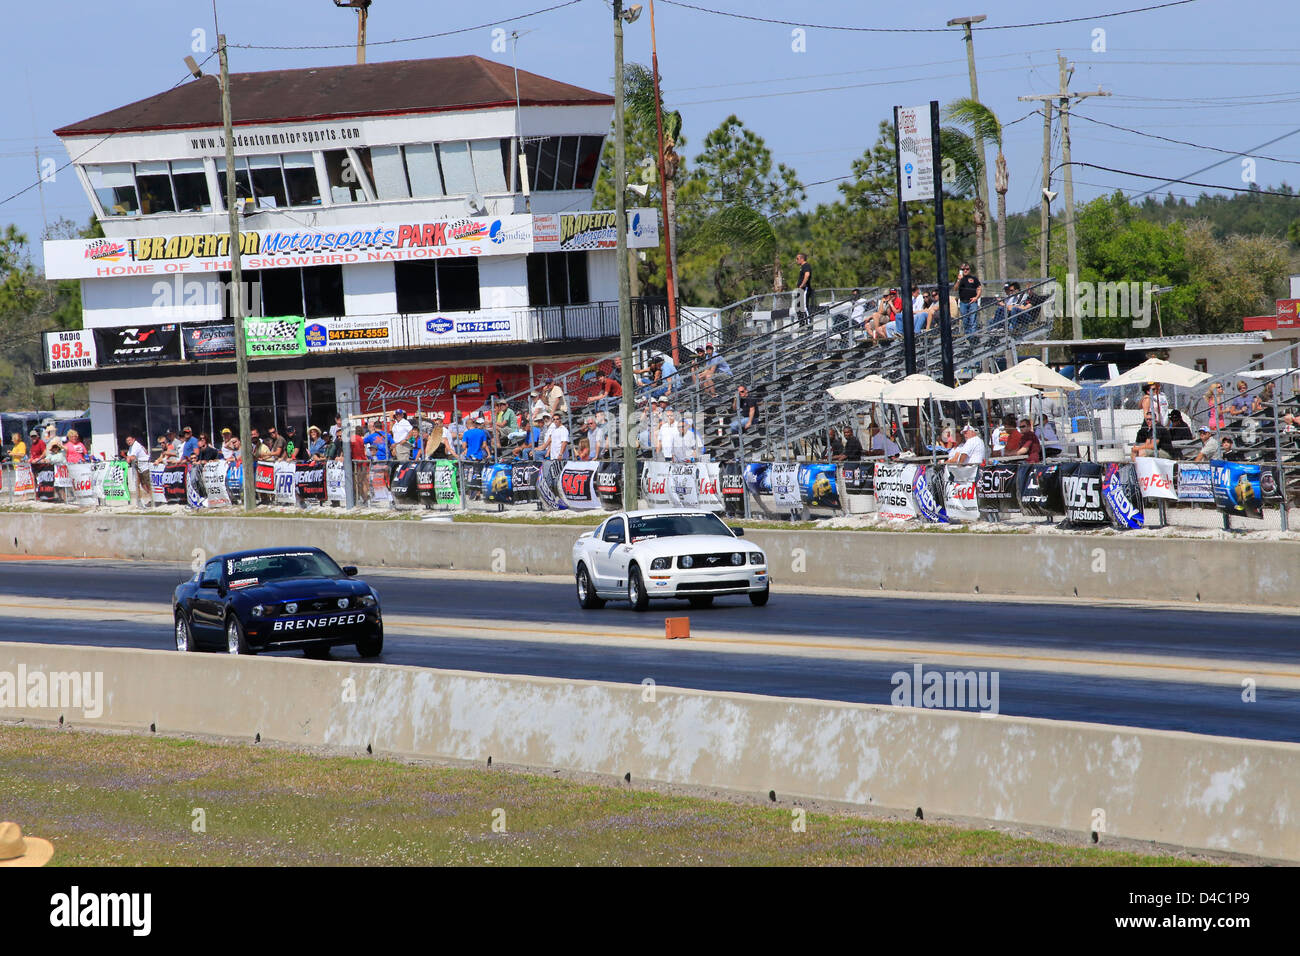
952,373 -> 1041,448
882,374 -> 958,462
1101,357 -> 1210,389
997,357 -> 1080,392
827,374 -> 891,403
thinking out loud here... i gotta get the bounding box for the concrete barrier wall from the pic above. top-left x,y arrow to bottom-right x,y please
2,642 -> 1295,860
0,511 -> 1295,607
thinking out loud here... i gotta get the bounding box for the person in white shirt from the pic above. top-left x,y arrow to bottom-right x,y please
655,409 -> 678,460
546,420 -> 570,460
672,418 -> 700,462
588,412 -> 607,459
869,424 -> 900,457
948,423 -> 988,465
390,409 -> 413,461
912,290 -> 925,315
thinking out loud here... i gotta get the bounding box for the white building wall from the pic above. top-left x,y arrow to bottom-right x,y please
87,383 -> 117,460
342,262 -> 396,317
587,250 -> 618,302
477,256 -> 528,310
81,274 -> 225,328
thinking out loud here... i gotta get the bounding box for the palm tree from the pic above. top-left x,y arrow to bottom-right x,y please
944,97 -> 1009,281
623,63 -> 683,308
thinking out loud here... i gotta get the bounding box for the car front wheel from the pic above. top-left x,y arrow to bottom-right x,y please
226,616 -> 252,655
749,585 -> 770,607
175,612 -> 197,652
628,565 -> 650,612
576,563 -> 605,610
356,629 -> 383,659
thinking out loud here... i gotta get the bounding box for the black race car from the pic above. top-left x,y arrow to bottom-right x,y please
173,547 -> 383,658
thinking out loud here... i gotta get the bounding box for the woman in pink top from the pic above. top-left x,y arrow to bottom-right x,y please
63,429 -> 87,464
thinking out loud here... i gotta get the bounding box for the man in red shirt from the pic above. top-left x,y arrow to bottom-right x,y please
1007,418 -> 1042,462
27,429 -> 45,462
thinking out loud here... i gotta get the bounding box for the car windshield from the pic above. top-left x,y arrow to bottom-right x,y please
224,551 -> 343,587
628,512 -> 732,542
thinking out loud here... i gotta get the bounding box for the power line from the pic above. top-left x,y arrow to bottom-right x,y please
1062,162 -> 1300,199
1071,113 -> 1300,166
229,0 -> 584,50
657,0 -> 1201,32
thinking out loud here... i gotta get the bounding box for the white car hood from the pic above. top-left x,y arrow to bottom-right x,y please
628,534 -> 756,560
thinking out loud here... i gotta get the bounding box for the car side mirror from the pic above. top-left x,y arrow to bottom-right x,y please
730,526 -> 745,537
343,566 -> 358,576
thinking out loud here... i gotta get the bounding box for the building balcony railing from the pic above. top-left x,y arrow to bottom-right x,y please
42,297 -> 670,374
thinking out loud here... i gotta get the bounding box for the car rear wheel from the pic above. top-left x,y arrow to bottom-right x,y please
356,630 -> 383,659
175,612 -> 198,652
576,563 -> 605,610
749,585 -> 770,607
226,616 -> 251,655
688,595 -> 714,608
628,565 -> 650,612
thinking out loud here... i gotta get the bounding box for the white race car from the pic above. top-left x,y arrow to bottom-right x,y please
572,509 -> 770,610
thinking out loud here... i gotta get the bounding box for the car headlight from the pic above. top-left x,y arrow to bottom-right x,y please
651,557 -> 671,570
678,555 -> 694,569
252,604 -> 268,617
749,552 -> 765,565
356,594 -> 377,607
730,552 -> 744,566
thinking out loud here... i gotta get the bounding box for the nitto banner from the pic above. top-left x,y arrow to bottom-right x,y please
93,324 -> 182,365
244,316 -> 306,357
1016,463 -> 1065,517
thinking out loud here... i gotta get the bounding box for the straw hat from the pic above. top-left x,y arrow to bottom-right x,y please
0,822 -> 54,866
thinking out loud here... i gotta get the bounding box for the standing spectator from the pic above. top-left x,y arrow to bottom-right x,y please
956,262 -> 982,336
545,415 -> 570,460
730,384 -> 759,437
672,418 -> 701,462
363,421 -> 389,461
45,438 -> 66,465
1227,380 -> 1252,418
124,431 -> 150,502
349,425 -> 367,465
266,426 -> 287,460
7,432 -> 26,462
461,416 -> 490,461
541,376 -> 567,418
177,426 -> 196,460
390,409 -> 413,461
329,414 -> 344,444
219,428 -> 236,459
1140,382 -> 1169,425
655,408 -> 678,461
63,430 -> 87,464
194,435 -> 220,462
27,430 -> 44,463
947,423 -> 988,465
423,417 -> 454,459
794,252 -> 814,327
588,412 -> 608,460
285,425 -> 305,462
1203,383 -> 1227,431
307,426 -> 326,460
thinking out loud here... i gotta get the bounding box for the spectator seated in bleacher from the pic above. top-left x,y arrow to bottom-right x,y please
1165,409 -> 1194,452
1131,411 -> 1176,460
947,423 -> 987,466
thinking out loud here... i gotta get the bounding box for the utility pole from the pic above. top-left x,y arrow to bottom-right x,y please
948,14 -> 990,283
1020,53 -> 1109,338
1016,95 -> 1055,274
614,1 -> 642,510
333,0 -> 373,65
219,35 -> 255,511
648,0 -> 679,366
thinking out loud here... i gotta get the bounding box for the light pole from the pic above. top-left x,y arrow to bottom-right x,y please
332,0 -> 373,65
948,14 -> 991,282
615,1 -> 643,511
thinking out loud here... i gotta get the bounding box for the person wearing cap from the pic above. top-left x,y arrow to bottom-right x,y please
588,411 -> 608,459
462,415 -> 490,461
524,412 -> 548,460
0,821 -> 53,866
947,423 -> 987,466
219,427 -> 236,460
178,425 -> 197,461
363,421 -> 389,462
541,376 -> 567,417
1193,425 -> 1219,463
6,432 -> 26,462
27,429 -> 45,463
673,416 -> 701,462
391,409 -> 413,461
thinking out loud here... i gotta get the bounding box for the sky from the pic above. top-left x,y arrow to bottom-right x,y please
1,0 -> 1293,269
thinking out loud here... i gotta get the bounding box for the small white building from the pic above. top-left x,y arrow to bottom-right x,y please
40,55 -> 661,457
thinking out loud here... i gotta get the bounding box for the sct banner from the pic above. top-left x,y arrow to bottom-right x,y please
873,462 -> 917,520
942,465 -> 980,522
1176,463 -> 1215,502
273,461 -> 297,505
1101,463 -> 1145,530
483,463 -> 514,504
1133,457 -> 1177,500
511,462 -> 541,501
1060,462 -> 1108,528
244,316 -> 306,357
1016,463 -> 1064,517
1210,459 -> 1279,519
98,460 -> 131,504
667,463 -> 700,507
799,464 -> 840,509
296,462 -> 326,502
976,465 -> 1018,515
558,461 -> 600,510
770,462 -> 800,508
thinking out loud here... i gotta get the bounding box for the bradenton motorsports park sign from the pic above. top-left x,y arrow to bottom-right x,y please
42,209 -> 660,281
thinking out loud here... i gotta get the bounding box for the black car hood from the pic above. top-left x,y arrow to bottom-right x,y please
229,577 -> 370,600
